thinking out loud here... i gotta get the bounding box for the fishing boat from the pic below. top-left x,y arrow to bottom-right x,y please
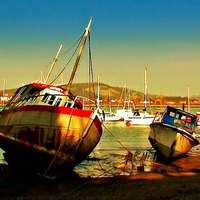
0,18 -> 103,179
148,106 -> 199,160
125,68 -> 159,126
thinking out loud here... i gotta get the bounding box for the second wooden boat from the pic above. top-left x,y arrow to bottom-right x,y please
149,106 -> 199,160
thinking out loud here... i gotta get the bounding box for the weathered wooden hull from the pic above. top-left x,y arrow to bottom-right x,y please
0,105 -> 102,178
149,122 -> 199,159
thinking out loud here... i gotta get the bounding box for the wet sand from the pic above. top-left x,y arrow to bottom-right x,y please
1,154 -> 200,200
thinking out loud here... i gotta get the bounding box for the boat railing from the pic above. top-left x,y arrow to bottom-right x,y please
5,93 -> 98,110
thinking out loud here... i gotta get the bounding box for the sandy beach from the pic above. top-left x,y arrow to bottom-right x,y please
0,170 -> 200,200
1,154 -> 200,200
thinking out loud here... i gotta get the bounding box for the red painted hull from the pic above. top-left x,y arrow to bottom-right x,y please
0,105 -> 102,178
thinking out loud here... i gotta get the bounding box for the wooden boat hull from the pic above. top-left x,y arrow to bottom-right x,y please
149,122 -> 199,159
0,105 -> 102,178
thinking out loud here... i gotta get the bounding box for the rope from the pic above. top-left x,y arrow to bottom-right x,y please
31,34 -> 83,84
102,123 -> 156,172
50,35 -> 84,84
41,104 -> 74,178
102,124 -> 131,152
55,124 -> 155,199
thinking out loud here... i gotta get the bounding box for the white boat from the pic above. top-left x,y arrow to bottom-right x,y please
125,68 -> 159,126
149,106 -> 199,160
115,107 -> 133,121
125,109 -> 159,126
104,112 -> 120,122
0,18 -> 103,179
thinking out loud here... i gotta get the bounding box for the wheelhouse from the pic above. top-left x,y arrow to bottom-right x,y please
161,106 -> 197,130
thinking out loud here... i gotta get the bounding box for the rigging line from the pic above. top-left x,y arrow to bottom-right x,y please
41,100 -> 75,178
32,60 -> 54,82
50,34 -> 84,84
58,34 -> 83,57
89,149 -> 120,177
3,85 -> 27,110
117,85 -> 125,109
102,123 -> 131,153
32,35 -> 84,83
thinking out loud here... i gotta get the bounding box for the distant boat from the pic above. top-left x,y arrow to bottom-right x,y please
115,83 -> 134,121
0,79 -> 8,107
125,109 -> 159,126
104,111 -> 120,123
0,18 -> 103,179
149,106 -> 199,160
125,68 -> 159,126
104,90 -> 120,122
96,77 -> 120,123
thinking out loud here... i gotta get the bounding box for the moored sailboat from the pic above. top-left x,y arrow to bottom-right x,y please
114,83 -> 133,121
125,68 -> 159,126
0,18 -> 103,179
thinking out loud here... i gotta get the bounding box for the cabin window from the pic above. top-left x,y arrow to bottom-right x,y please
54,97 -> 62,106
169,111 -> 175,117
48,95 -> 56,105
163,114 -> 174,125
42,93 -> 50,103
163,110 -> 176,125
65,102 -> 72,107
63,97 -> 73,107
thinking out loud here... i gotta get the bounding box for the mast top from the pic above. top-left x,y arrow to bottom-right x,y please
65,17 -> 93,94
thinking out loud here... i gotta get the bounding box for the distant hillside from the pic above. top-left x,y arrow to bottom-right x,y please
70,82 -> 144,100
70,83 -> 200,106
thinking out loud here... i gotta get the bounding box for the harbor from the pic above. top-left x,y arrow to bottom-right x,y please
1,2 -> 200,199
1,114 -> 200,199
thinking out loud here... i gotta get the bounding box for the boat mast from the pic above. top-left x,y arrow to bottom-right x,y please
124,83 -> 127,108
108,90 -> 112,113
2,79 -> 6,106
144,67 -> 147,111
45,44 -> 63,83
97,75 -> 100,109
188,85 -> 190,112
65,17 -> 93,94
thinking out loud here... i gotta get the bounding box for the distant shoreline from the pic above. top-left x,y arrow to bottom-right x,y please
99,103 -> 200,108
1,102 -> 200,109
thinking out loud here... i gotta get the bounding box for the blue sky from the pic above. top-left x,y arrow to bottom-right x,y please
1,0 -> 200,96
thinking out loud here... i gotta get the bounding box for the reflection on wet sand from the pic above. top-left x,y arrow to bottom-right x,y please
151,145 -> 200,176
